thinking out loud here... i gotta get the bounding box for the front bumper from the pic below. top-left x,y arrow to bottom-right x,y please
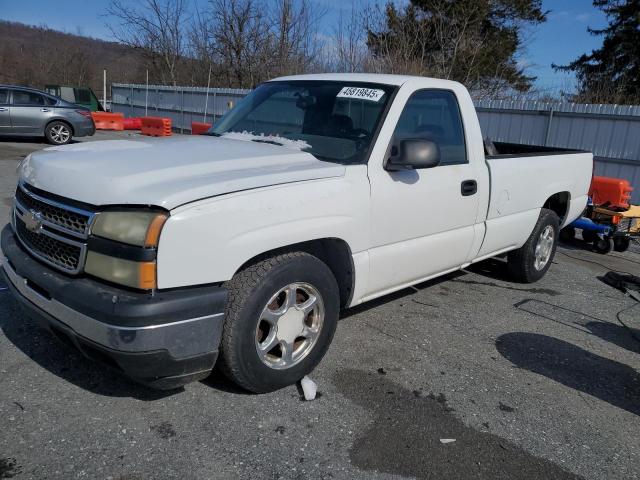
1,224 -> 227,389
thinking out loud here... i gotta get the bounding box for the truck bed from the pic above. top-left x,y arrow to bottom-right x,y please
485,141 -> 587,158
474,141 -> 593,260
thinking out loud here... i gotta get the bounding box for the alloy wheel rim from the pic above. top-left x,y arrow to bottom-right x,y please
50,125 -> 70,144
534,225 -> 555,270
255,282 -> 324,370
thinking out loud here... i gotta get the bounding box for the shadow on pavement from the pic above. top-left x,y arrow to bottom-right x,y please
200,370 -> 252,395
465,256 -> 511,281
0,136 -> 82,145
584,319 -> 640,355
333,368 -> 581,480
0,300 -> 178,400
515,298 -> 640,355
340,271 -> 465,320
0,135 -> 49,144
496,332 -> 640,416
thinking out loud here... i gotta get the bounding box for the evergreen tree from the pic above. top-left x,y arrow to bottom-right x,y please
367,0 -> 546,95
555,0 -> 640,104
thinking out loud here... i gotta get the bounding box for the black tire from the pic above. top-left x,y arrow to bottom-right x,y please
581,229 -> 598,244
218,252 -> 339,393
613,236 -> 631,253
594,237 -> 613,254
560,227 -> 576,242
507,208 -> 559,283
45,121 -> 73,145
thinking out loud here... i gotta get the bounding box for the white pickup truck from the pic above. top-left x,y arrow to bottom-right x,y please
1,74 -> 592,392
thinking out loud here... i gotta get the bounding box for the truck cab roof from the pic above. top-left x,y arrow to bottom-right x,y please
271,72 -> 465,89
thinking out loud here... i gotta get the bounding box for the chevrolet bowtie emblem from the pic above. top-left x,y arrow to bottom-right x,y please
22,209 -> 43,233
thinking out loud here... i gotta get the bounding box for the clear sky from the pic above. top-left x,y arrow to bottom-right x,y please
1,0 -> 608,93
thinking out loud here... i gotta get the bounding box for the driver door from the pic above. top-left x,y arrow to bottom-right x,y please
365,88 -> 480,297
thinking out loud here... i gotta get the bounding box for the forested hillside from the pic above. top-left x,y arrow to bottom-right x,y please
0,21 -> 147,93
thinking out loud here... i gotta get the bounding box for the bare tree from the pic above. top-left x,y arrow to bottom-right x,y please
190,0 -> 324,88
364,3 -> 433,75
206,0 -> 269,88
332,1 -> 370,73
106,0 -> 188,85
267,0 -> 325,77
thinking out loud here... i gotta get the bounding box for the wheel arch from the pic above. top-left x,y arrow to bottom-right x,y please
235,237 -> 355,309
45,118 -> 74,136
543,191 -> 570,224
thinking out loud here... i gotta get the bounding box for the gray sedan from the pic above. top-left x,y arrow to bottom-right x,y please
0,85 -> 95,145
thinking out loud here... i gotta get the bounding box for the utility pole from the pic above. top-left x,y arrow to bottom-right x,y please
203,64 -> 212,123
145,69 -> 149,117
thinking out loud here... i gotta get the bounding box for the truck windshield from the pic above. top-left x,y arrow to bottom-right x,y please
210,81 -> 396,164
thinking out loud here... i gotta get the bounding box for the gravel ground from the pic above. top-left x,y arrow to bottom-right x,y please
0,132 -> 639,480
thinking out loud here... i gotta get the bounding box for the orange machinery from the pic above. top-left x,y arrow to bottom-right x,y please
589,176 -> 634,210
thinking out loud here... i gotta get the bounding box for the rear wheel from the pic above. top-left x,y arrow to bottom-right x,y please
613,236 -> 631,253
45,121 -> 72,145
218,252 -> 339,393
507,208 -> 559,283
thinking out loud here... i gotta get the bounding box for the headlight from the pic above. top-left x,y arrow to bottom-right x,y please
87,210 -> 168,289
91,211 -> 167,247
85,251 -> 156,289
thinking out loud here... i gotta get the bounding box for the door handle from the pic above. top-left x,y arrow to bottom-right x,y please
0,107 -> 7,112
461,180 -> 477,196
41,108 -> 51,112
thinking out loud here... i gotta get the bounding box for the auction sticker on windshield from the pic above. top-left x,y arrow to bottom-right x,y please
337,87 -> 385,102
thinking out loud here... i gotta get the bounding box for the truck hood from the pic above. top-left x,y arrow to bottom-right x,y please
19,136 -> 346,210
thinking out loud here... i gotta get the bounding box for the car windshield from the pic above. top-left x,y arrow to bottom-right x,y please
210,81 -> 396,164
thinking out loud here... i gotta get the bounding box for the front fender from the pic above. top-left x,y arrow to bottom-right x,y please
156,169 -> 369,289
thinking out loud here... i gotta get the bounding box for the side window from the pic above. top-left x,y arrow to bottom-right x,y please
11,91 -> 46,106
0,89 -> 8,105
393,89 -> 467,165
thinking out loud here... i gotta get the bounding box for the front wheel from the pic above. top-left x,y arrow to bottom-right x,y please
45,121 -> 72,145
218,252 -> 339,393
507,208 -> 559,283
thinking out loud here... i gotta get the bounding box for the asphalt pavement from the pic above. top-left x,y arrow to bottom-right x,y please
0,132 -> 639,480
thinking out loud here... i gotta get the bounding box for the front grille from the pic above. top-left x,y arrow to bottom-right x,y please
13,183 -> 93,274
16,187 -> 90,235
15,217 -> 82,272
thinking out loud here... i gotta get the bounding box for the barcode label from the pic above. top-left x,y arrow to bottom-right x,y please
337,87 -> 385,102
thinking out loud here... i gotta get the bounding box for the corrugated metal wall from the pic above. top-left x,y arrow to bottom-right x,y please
112,84 -> 640,204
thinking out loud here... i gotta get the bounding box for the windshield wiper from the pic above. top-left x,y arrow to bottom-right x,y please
202,132 -> 221,137
251,139 -> 284,146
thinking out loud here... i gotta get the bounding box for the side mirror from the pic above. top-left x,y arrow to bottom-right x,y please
385,138 -> 441,171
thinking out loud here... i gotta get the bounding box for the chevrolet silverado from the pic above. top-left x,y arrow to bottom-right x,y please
1,74 -> 592,392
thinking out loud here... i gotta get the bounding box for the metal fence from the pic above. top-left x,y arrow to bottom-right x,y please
111,83 -> 250,132
112,84 -> 640,204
